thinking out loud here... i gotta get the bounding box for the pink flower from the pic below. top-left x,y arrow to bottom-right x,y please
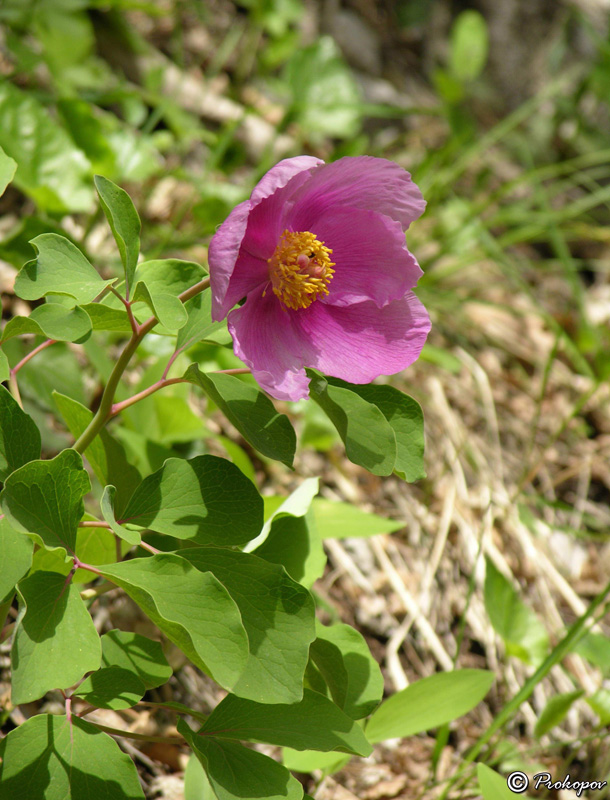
209,155 -> 431,401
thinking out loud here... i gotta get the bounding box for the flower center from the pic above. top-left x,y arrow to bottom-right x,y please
267,230 -> 335,310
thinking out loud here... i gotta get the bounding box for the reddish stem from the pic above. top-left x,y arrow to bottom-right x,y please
73,557 -> 103,576
109,377 -> 187,417
10,339 -> 57,377
213,368 -> 251,375
78,520 -> 111,528
139,540 -> 161,555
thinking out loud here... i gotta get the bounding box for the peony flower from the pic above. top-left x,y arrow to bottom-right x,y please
208,155 -> 430,401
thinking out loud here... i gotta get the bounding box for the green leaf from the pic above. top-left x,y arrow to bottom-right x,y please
310,622 -> 384,720
484,557 -> 549,666
0,144 -> 17,197
1,303 -> 92,344
534,690 -> 585,738
15,234 -> 114,304
587,688 -> 610,726
0,349 -> 8,383
201,688 -> 371,756
0,518 -> 33,601
134,258 -> 205,297
57,98 -> 116,176
0,81 -> 94,214
131,280 -> 187,331
120,455 -> 263,546
307,370 -> 396,476
182,547 -> 316,704
184,754 -> 216,800
177,291 -> 229,349
282,748 -> 349,776
366,669 -> 495,743
255,510 -> 326,588
312,498 -> 403,539
82,302 -> 132,332
477,763 -> 521,800
326,380 -> 425,481
184,366 -> 296,467
53,392 -> 141,517
74,666 -> 145,710
101,629 -> 172,690
0,714 -> 145,799
574,632 -> 610,676
449,10 -> 489,82
101,485 -> 141,546
1,449 -> 90,556
94,175 -> 141,291
178,721 -> 304,800
0,384 -> 41,481
11,571 -> 101,704
100,554 -> 249,693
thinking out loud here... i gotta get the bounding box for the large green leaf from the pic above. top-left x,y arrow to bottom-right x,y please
310,622 -> 384,720
201,688 -> 371,756
0,82 -> 93,214
307,370 -> 396,476
184,366 -> 296,467
177,291 -> 229,349
326,379 -> 425,482
11,571 -> 101,704
134,258 -> 205,297
100,629 -> 172,690
181,547 -> 316,704
477,763 -> 522,800
73,666 -> 146,711
179,721 -> 304,800
53,392 -> 141,517
0,714 -> 145,799
534,690 -> 585,738
15,234 -> 114,304
312,498 -> 403,539
366,669 -> 495,743
255,511 -> 325,588
1,304 -> 92,344
131,280 -> 187,331
94,175 -> 141,292
100,554 -> 248,692
0,519 -> 33,602
82,302 -> 132,332
0,384 -> 41,481
0,144 -> 17,197
101,485 -> 141,546
484,557 -> 549,666
0,449 -> 90,556
120,455 -> 263,546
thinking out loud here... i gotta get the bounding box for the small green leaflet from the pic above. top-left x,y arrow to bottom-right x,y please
15,234 -> 114,303
74,666 -> 146,710
1,304 -> 92,344
94,175 -> 141,292
0,349 -> 8,383
177,291 -> 229,349
326,379 -> 425,481
307,370 -> 396,475
366,669 -> 495,743
534,690 -> 585,738
0,714 -> 145,799
181,547 -> 316,704
82,302 -> 132,332
11,571 -> 101,704
477,763 -> 523,800
255,511 -> 326,588
178,720 -> 304,800
101,485 -> 141,546
100,629 -> 172,689
0,449 -> 90,556
131,280 -> 187,331
200,688 -> 371,756
312,498 -> 403,539
100,554 -> 249,692
0,384 -> 41,481
184,366 -> 296,467
134,258 -> 205,297
311,621 -> 384,719
119,455 -> 263,546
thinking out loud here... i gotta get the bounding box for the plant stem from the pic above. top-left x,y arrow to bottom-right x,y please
72,276 -> 211,454
87,721 -> 184,745
78,520 -> 111,528
11,338 -> 57,376
110,378 -> 187,417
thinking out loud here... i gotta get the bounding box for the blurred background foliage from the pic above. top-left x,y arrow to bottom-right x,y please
3,1 -> 610,795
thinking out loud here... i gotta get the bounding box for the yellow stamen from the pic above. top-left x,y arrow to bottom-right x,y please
267,230 -> 335,310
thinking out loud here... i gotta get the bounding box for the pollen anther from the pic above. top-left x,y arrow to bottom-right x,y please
268,230 -> 335,310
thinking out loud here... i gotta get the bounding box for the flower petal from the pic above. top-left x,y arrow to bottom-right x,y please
209,199 -> 251,321
289,156 -> 425,232
294,292 -> 430,384
308,207 -> 422,308
227,287 -> 314,401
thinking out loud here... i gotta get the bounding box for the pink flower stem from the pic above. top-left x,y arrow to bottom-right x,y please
10,338 -> 57,377
139,540 -> 161,555
110,378 -> 187,417
73,557 -> 103,576
213,368 -> 251,375
161,347 -> 183,380
72,276 -> 211,454
108,286 -> 138,334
